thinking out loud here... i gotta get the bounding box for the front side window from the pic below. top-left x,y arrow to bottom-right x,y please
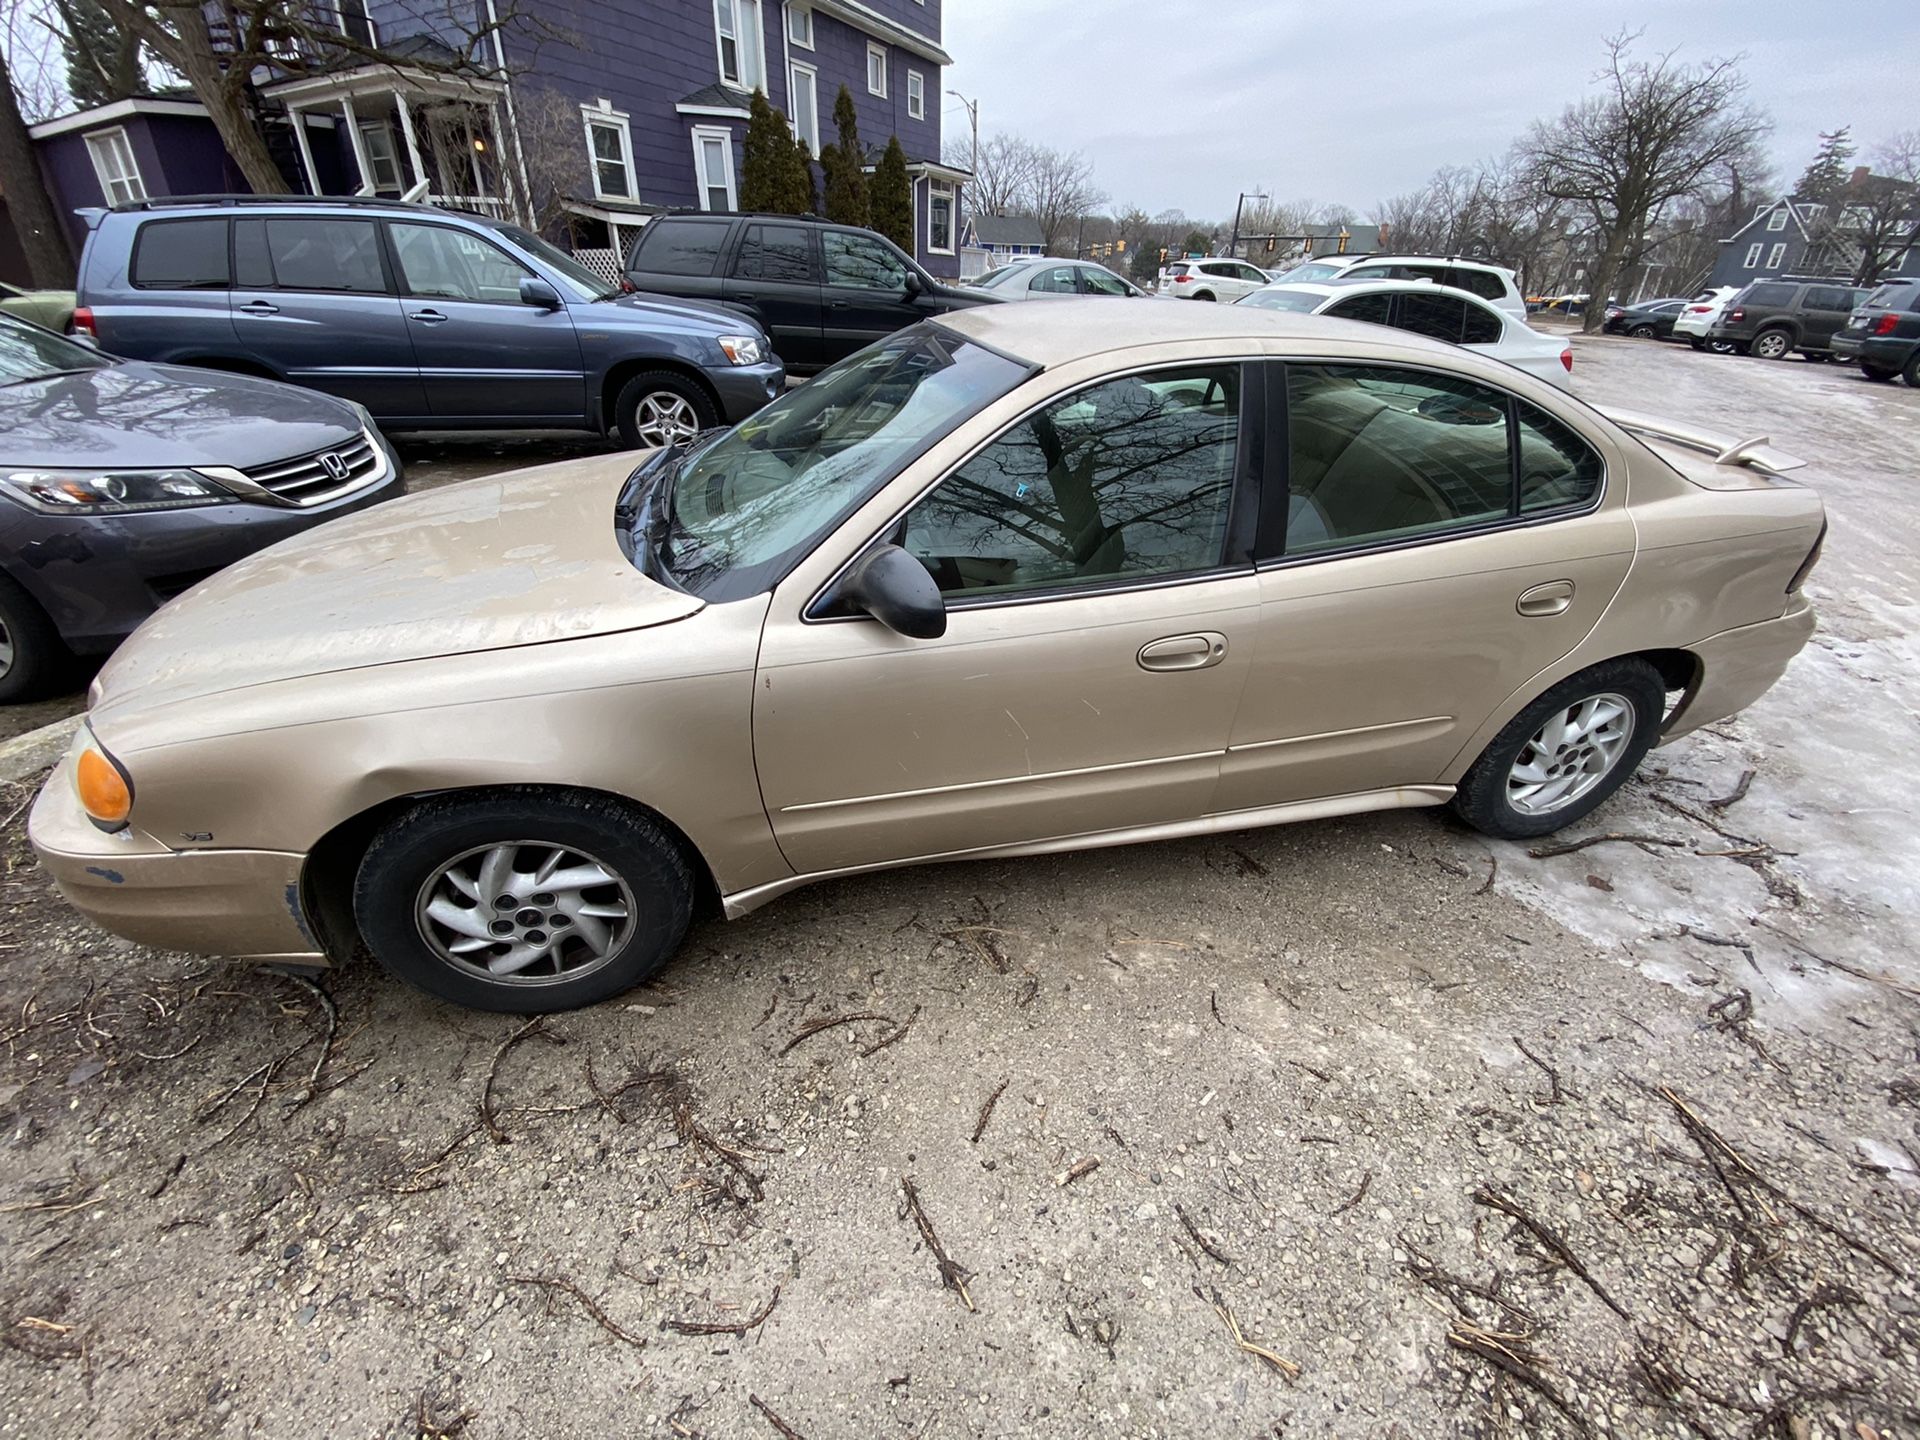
132,218 -> 229,289
650,329 -> 1029,602
240,217 -> 385,293
824,230 -> 909,290
736,223 -> 814,282
867,43 -> 888,97
587,115 -> 634,199
907,69 -> 925,120
1028,266 -> 1077,294
390,223 -> 532,303
85,128 -> 146,205
1283,365 -> 1599,557
903,366 -> 1242,598
1081,266 -> 1130,296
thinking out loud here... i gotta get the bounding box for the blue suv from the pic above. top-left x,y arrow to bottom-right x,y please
72,196 -> 784,446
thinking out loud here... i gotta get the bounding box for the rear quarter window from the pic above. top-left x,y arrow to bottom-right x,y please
630,220 -> 731,277
1744,283 -> 1796,307
131,218 -> 230,290
1449,268 -> 1508,302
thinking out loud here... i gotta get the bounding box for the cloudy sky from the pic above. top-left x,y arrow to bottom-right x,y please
942,0 -> 1920,221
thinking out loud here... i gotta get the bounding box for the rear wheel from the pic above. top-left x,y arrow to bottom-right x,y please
1191,291 -> 1217,302
1628,323 -> 1657,339
1687,336 -> 1707,351
1751,328 -> 1793,360
354,789 -> 695,1012
1904,353 -> 1920,389
1862,363 -> 1897,381
0,574 -> 68,704
613,371 -> 717,450
1450,659 -> 1667,841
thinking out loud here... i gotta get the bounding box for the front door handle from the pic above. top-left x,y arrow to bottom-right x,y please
1138,632 -> 1228,672
238,300 -> 279,317
409,308 -> 450,326
1517,580 -> 1575,617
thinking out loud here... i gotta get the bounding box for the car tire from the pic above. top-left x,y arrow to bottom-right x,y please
1449,658 -> 1667,841
1861,364 -> 1896,381
353,789 -> 695,1013
1192,291 -> 1216,302
1904,353 -> 1920,389
1687,336 -> 1706,351
613,371 -> 718,451
1719,340 -> 1748,356
1628,323 -> 1656,339
1750,328 -> 1793,360
0,574 -> 68,705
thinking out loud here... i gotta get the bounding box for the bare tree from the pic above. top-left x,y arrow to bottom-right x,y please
0,37 -> 73,283
507,83 -> 591,233
1023,144 -> 1102,253
1836,131 -> 1920,285
950,132 -> 1038,216
1517,32 -> 1769,331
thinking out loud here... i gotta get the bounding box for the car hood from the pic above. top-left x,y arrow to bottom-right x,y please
1,359 -> 365,470
91,452 -> 703,716
602,290 -> 758,329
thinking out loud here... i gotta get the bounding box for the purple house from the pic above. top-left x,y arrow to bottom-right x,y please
24,0 -> 967,282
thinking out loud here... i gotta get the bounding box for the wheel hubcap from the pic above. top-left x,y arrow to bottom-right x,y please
1756,334 -> 1787,358
631,392 -> 699,447
0,616 -> 13,678
1507,692 -> 1635,816
415,841 -> 636,984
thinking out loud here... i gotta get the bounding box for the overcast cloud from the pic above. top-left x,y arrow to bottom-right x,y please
943,0 -> 1920,221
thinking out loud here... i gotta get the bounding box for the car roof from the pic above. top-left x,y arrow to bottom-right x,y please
1348,254 -> 1514,274
1250,278 -> 1503,309
104,193 -> 510,230
932,293 -> 1462,368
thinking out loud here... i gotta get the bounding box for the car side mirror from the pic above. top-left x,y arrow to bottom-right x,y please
520,278 -> 563,310
903,271 -> 924,298
838,544 -> 946,639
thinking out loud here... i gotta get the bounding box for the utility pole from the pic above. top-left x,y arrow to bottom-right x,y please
946,89 -> 979,176
1228,189 -> 1268,259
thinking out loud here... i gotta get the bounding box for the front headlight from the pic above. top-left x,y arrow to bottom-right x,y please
717,333 -> 765,366
0,469 -> 236,515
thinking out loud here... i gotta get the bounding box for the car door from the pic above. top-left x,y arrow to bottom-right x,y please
1222,360 -> 1634,808
751,361 -> 1264,875
820,230 -> 921,359
384,220 -> 586,423
724,221 -> 824,368
1799,285 -> 1858,349
230,214 -> 428,418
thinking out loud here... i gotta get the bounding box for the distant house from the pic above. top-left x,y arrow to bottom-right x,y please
1236,221 -> 1388,267
962,213 -> 1045,259
20,0 -> 969,281
1708,182 -> 1920,289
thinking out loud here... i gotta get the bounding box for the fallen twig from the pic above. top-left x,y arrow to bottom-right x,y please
1329,1169 -> 1374,1219
510,1273 -> 646,1350
1512,1035 -> 1567,1105
279,973 -> 339,1111
1527,833 -> 1684,859
675,1102 -> 766,1202
749,1394 -> 807,1440
901,1175 -> 974,1311
1174,1202 -> 1235,1265
1475,856 -> 1498,895
482,1018 -> 564,1144
779,1012 -> 893,1056
1061,1156 -> 1100,1186
860,1005 -> 920,1058
1707,768 -> 1756,810
1783,1284 -> 1864,1356
661,1285 -> 780,1337
970,1078 -> 1008,1145
1447,1323 -> 1589,1434
1473,1186 -> 1631,1321
1206,1286 -> 1300,1378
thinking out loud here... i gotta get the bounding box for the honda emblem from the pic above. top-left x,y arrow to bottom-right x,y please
318,452 -> 350,481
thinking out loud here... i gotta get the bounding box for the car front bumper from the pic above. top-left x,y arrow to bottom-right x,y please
1661,596 -> 1817,744
29,749 -> 324,964
708,360 -> 787,422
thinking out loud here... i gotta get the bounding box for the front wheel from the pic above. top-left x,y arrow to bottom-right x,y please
354,790 -> 695,1012
0,574 -> 68,704
1687,336 -> 1707,351
613,371 -> 718,450
1450,659 -> 1667,840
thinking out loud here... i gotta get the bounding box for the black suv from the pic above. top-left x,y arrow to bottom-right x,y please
1707,278 -> 1868,360
1830,277 -> 1920,386
624,213 -> 998,373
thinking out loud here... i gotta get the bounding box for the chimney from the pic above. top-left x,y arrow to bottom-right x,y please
1849,165 -> 1871,188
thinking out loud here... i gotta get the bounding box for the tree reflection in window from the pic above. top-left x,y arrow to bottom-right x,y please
904,367 -> 1240,596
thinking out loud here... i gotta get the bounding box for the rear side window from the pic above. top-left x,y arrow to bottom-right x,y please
734,223 -> 815,282
1460,303 -> 1503,345
1745,283 -> 1795,307
1517,403 -> 1602,512
632,220 -> 730,277
1396,292 -> 1469,343
1802,286 -> 1853,312
232,218 -> 385,293
131,218 -> 230,290
1448,267 -> 1507,302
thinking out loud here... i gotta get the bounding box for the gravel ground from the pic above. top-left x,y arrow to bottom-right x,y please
1,336 -> 1916,1440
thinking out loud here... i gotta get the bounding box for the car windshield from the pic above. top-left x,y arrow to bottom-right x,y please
648,327 -> 1031,602
1276,262 -> 1344,282
496,224 -> 618,301
1237,287 -> 1325,312
970,265 -> 1030,290
1865,282 -> 1918,310
0,317 -> 109,385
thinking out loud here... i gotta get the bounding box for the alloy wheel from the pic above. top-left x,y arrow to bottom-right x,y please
414,841 -> 636,984
630,392 -> 701,448
1506,693 -> 1635,816
0,616 -> 13,678
1753,330 -> 1791,360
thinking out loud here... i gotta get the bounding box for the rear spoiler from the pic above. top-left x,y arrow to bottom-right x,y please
1597,406 -> 1808,474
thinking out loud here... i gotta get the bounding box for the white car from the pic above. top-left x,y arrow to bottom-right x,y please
1671,287 -> 1742,354
1238,279 -> 1574,387
1272,254 -> 1528,319
969,257 -> 1148,300
1159,258 -> 1272,302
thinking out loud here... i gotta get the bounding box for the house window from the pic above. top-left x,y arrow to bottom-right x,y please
788,62 -> 819,155
1744,242 -> 1763,268
1767,242 -> 1787,269
714,0 -> 764,90
786,2 -> 812,49
692,126 -> 737,212
84,127 -> 146,205
1767,208 -> 1789,232
928,179 -> 954,255
336,0 -> 376,46
867,43 -> 887,98
907,69 -> 925,120
357,120 -> 403,191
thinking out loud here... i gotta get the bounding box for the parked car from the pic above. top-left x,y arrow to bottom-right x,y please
72,196 -> 783,448
1237,279 -> 1574,386
0,279 -> 76,332
623,212 -> 996,374
0,311 -> 403,702
1603,297 -> 1692,338
1159,258 -> 1270,302
1274,254 -> 1528,318
967,257 -> 1148,299
1707,278 -> 1869,360
1829,277 -> 1920,385
1672,287 -> 1742,353
32,303 -> 1824,1013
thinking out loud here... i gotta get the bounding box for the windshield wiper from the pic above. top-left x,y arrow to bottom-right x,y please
0,367 -> 100,387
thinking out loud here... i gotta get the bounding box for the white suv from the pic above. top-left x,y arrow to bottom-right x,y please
1159,258 -> 1271,302
1273,254 -> 1527,319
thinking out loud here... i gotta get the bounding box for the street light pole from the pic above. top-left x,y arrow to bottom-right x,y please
946,89 -> 979,177
1228,189 -> 1268,259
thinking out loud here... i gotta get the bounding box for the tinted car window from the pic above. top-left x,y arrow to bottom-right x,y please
1517,402 -> 1602,513
1745,283 -> 1796,307
1284,365 -> 1511,554
1028,266 -> 1078,294
823,231 -> 909,290
1460,302 -> 1503,346
1242,288 -> 1328,314
252,218 -> 385,293
1865,282 -> 1920,312
633,220 -> 730,277
390,223 -> 531,302
1323,293 -> 1392,325
1397,292 -> 1469,343
904,366 -> 1242,597
132,218 -> 230,290
1448,268 -> 1507,302
1081,266 -> 1130,296
1803,286 -> 1853,312
736,223 -> 815,282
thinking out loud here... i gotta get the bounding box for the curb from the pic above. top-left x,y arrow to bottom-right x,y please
0,714 -> 81,785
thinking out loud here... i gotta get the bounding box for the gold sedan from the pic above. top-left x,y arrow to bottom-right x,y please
31,303 -> 1825,1012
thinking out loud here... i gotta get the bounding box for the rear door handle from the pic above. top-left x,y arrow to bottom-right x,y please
409,308 -> 450,326
1517,580 -> 1575,617
1138,632 -> 1228,672
238,300 -> 279,317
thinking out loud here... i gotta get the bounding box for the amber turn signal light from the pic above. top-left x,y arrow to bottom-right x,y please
76,746 -> 133,831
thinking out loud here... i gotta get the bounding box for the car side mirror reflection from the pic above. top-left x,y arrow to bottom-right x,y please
520,278 -> 563,309
839,544 -> 946,639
